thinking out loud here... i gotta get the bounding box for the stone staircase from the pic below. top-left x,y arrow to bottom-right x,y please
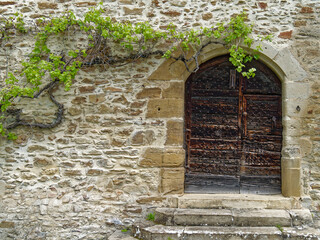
131,194 -> 320,240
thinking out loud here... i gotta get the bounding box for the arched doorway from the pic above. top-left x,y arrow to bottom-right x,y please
184,55 -> 282,194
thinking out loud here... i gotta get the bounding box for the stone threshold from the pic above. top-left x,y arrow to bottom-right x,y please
167,193 -> 302,209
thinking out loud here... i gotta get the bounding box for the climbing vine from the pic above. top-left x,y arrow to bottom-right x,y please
0,4 -> 271,140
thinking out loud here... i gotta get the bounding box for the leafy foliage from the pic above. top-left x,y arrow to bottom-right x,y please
146,212 -> 155,221
0,5 -> 272,139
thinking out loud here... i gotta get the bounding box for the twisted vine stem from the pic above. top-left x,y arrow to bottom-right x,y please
0,5 -> 272,140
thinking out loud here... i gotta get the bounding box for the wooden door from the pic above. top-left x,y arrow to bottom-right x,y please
184,56 -> 282,194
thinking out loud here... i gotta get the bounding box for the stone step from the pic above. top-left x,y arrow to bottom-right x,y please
132,225 -> 320,240
171,194 -> 301,210
108,230 -> 137,240
154,208 -> 313,227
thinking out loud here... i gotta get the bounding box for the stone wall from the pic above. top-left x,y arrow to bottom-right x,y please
0,0 -> 319,239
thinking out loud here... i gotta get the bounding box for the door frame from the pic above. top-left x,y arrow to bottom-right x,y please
149,42 -> 308,197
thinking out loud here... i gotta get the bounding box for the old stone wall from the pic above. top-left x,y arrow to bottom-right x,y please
0,0 -> 319,239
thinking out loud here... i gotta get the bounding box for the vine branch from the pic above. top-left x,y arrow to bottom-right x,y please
0,7 -> 272,140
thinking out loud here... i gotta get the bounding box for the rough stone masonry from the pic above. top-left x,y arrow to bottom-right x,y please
0,0 -> 319,239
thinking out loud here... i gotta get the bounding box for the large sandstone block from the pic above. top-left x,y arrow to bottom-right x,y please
160,168 -> 184,194
166,120 -> 184,146
282,167 -> 302,197
146,99 -> 183,118
140,148 -> 185,167
162,82 -> 184,99
136,88 -> 161,99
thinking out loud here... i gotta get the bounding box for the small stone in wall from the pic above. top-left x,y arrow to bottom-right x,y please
112,95 -> 129,105
79,86 -> 95,94
0,181 -> 5,198
104,87 -> 122,92
124,205 -> 142,214
58,179 -> 72,188
38,2 -> 58,9
89,94 -> 105,103
56,138 -> 69,144
5,147 -> 14,153
131,131 -> 144,145
97,104 -> 113,114
85,115 -> 101,123
68,106 -> 82,116
258,2 -> 267,10
64,170 -> 82,176
145,130 -> 155,144
278,30 -> 293,39
75,2 -> 97,7
130,101 -> 146,108
14,134 -> 28,145
20,7 -> 32,13
123,7 -> 143,15
0,221 -> 14,228
72,96 -> 87,104
34,157 -> 52,167
294,21 -> 307,27
38,176 -> 50,182
21,172 -> 37,180
136,196 -> 166,204
170,0 -> 187,7
119,0 -> 133,4
131,130 -> 155,145
27,145 -> 48,152
41,168 -> 58,175
97,159 -> 115,169
300,7 -> 314,13
160,10 -> 181,17
202,13 -> 213,21
111,138 -> 126,147
65,123 -> 77,134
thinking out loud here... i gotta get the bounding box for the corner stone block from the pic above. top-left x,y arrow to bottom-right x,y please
163,149 -> 185,167
162,82 -> 184,99
282,158 -> 301,169
283,82 -> 310,100
148,47 -> 195,81
140,148 -> 162,167
166,120 -> 184,146
283,98 -> 309,118
136,88 -> 161,99
140,148 -> 185,167
146,99 -> 183,118
148,59 -> 178,81
160,168 -> 185,194
273,48 -> 307,82
199,43 -> 228,64
282,167 -> 302,197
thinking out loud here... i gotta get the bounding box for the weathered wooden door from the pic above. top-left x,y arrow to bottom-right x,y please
184,55 -> 282,194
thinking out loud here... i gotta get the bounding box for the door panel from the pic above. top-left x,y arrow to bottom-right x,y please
240,95 -> 282,194
184,55 -> 282,194
185,59 -> 241,193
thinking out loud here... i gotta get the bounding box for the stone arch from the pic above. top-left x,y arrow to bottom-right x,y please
148,43 -> 308,197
